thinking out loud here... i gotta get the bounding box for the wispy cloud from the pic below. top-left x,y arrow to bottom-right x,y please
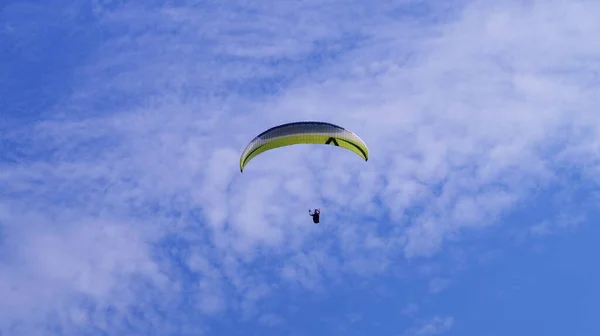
403,316 -> 454,336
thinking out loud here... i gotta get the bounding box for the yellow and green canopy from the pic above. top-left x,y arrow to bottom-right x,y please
240,121 -> 369,172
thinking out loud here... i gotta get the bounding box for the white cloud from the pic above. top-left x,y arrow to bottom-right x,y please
401,303 -> 419,317
404,316 -> 454,336
258,313 -> 284,327
428,277 -> 451,294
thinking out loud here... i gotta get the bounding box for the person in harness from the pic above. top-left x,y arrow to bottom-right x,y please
309,208 -> 321,224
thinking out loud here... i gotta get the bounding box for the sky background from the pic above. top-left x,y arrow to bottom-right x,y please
2,0 -> 600,335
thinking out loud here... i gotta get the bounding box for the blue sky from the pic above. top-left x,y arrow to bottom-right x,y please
2,0 -> 600,335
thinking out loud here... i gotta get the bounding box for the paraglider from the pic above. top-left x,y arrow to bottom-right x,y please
239,121 -> 369,172
309,208 -> 321,224
239,121 -> 369,223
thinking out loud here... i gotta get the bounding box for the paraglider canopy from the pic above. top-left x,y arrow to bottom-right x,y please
239,121 -> 369,172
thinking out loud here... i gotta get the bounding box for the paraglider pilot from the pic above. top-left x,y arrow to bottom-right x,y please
309,209 -> 320,224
